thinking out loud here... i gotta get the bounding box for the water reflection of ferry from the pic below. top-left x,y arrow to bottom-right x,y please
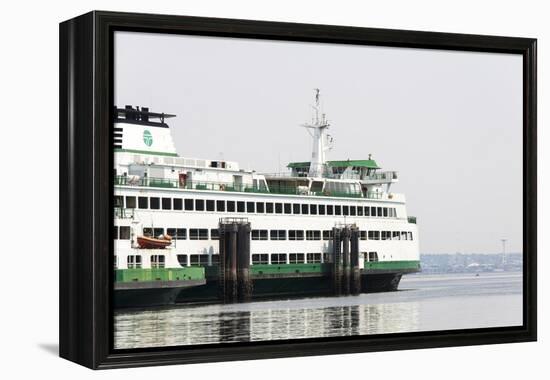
114,302 -> 420,349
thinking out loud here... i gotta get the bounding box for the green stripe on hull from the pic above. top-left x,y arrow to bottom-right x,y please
251,261 -> 420,275
114,261 -> 420,283
363,260 -> 421,271
251,263 -> 332,275
115,267 -> 204,283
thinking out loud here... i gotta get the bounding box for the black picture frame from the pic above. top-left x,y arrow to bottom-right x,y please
59,11 -> 537,369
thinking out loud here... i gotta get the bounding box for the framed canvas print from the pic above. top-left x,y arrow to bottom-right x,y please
59,11 -> 537,369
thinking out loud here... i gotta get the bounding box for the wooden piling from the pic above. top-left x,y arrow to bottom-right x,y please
226,223 -> 238,302
332,227 -> 342,296
342,227 -> 351,295
237,223 -> 252,301
350,227 -> 361,295
218,226 -> 226,301
219,218 -> 252,303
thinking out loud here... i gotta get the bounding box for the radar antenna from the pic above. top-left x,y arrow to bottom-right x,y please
301,89 -> 331,178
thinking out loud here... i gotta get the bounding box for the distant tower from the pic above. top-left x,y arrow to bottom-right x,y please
302,89 -> 330,178
501,239 -> 507,266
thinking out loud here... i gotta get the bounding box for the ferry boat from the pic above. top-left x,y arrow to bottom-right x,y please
113,90 -> 420,307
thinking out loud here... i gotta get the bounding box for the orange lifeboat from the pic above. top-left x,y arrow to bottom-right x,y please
137,234 -> 172,249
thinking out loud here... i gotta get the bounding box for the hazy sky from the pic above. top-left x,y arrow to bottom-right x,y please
114,31 -> 523,254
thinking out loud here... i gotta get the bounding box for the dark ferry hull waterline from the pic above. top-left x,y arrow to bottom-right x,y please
114,280 -> 206,308
175,272 -> 416,304
113,266 -> 207,308
114,262 -> 421,308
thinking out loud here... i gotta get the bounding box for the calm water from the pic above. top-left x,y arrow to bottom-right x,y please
114,272 -> 523,349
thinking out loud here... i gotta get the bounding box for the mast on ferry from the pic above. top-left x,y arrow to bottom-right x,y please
302,89 -> 331,178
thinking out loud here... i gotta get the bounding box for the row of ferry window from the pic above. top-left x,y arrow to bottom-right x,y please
115,195 -> 398,218
119,251 -> 380,269
113,226 -> 414,241
252,252 -> 379,264
252,229 -> 413,241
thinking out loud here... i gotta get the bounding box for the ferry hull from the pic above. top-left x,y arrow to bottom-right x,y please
113,261 -> 420,308
114,280 -> 205,308
174,271 -> 416,305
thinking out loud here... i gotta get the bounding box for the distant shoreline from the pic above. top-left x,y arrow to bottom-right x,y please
419,253 -> 522,274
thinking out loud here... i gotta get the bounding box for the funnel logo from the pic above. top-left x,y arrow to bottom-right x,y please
143,130 -> 153,147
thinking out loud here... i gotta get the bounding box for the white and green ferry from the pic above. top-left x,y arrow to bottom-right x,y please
113,91 -> 420,307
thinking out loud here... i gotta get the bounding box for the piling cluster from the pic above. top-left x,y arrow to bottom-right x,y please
332,225 -> 361,295
218,218 -> 252,302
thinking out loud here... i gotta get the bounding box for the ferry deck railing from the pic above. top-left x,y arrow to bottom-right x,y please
264,170 -> 398,181
114,175 -> 384,199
